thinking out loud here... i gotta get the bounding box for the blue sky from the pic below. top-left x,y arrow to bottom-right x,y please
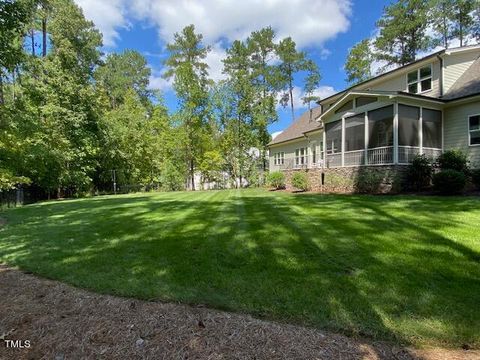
75,0 -> 392,134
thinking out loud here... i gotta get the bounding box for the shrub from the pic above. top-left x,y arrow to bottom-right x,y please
471,169 -> 480,190
291,171 -> 309,192
355,169 -> 384,194
406,154 -> 432,191
437,150 -> 469,173
433,169 -> 466,195
267,171 -> 286,190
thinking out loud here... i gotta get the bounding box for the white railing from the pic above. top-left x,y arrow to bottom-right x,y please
326,153 -> 342,167
367,146 -> 393,165
344,150 -> 365,166
275,146 -> 442,170
398,146 -> 420,164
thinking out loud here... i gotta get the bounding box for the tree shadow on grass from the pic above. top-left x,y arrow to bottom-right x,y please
1,190 -> 479,357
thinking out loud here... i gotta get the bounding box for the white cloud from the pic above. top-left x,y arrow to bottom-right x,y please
74,0 -> 351,95
129,0 -> 352,49
148,68 -> 173,91
75,0 -> 128,47
205,43 -> 227,82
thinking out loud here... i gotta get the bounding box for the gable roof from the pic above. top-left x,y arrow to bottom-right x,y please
268,107 -> 322,146
319,44 -> 480,105
443,56 -> 480,100
318,90 -> 445,121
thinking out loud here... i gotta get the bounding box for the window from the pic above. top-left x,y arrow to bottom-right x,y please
312,146 -> 317,164
407,65 -> 432,94
368,105 -> 394,148
469,115 -> 480,146
398,105 -> 420,147
345,114 -> 365,151
335,100 -> 353,114
295,148 -> 307,166
355,96 -> 377,108
325,120 -> 342,154
274,152 -> 285,165
423,108 -> 442,148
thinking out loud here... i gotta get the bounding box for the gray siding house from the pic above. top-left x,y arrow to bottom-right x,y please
268,45 -> 480,192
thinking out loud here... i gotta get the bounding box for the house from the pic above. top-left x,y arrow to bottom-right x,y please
268,45 -> 480,192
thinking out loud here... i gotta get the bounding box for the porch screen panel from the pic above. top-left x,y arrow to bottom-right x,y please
423,108 -> 442,148
398,104 -> 419,146
345,114 -> 365,151
325,120 -> 342,153
368,105 -> 393,148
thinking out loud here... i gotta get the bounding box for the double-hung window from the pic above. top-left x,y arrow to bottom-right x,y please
274,152 -> 285,165
407,65 -> 432,94
295,148 -> 307,166
469,115 -> 480,146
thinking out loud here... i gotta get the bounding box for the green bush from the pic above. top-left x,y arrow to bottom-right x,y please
291,171 -> 309,192
471,169 -> 480,190
267,171 -> 286,190
433,169 -> 466,195
437,150 -> 469,173
355,169 -> 384,194
406,154 -> 432,191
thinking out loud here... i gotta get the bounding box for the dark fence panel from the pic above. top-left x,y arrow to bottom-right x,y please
0,188 -> 23,209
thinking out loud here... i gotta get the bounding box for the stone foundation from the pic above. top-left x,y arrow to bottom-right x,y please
283,165 -> 408,194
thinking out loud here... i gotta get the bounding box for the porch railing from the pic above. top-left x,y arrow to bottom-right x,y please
398,146 -> 420,164
326,153 -> 342,168
367,146 -> 393,165
344,149 -> 365,166
276,146 -> 442,170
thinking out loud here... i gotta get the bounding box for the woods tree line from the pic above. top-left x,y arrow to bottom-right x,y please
1,0 -> 479,199
0,0 -> 320,197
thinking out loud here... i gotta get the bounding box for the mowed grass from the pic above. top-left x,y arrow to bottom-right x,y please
0,189 -> 479,348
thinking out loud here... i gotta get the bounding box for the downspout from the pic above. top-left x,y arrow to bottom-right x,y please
437,54 -> 444,97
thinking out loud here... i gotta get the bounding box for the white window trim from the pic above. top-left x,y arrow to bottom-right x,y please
295,147 -> 307,166
274,152 -> 285,165
468,114 -> 480,147
406,64 -> 432,95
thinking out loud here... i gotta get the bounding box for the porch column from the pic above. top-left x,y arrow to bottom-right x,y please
322,128 -> 327,169
364,112 -> 369,165
419,107 -> 423,154
341,117 -> 345,167
393,101 -> 399,164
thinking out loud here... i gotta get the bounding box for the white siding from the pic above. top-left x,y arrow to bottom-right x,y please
367,59 -> 441,98
443,50 -> 480,93
444,101 -> 480,168
269,132 -> 323,171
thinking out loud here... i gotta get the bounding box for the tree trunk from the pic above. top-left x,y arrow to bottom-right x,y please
31,29 -> 36,56
459,22 -> 464,47
289,78 -> 295,122
190,158 -> 195,191
443,12 -> 448,48
0,74 -> 4,106
42,18 -> 47,57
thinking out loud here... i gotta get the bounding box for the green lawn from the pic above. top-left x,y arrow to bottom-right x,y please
1,189 -> 479,348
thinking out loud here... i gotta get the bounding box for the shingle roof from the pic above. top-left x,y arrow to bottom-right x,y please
268,107 -> 322,146
443,56 -> 480,100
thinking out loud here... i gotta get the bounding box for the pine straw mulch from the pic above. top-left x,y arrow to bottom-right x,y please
0,265 -> 478,360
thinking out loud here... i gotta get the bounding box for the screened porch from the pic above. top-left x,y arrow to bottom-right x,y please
323,103 -> 443,168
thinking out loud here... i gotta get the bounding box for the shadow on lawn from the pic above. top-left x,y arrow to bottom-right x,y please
1,191 -> 479,357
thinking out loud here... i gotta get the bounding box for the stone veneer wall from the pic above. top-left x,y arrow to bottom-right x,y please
283,165 -> 409,194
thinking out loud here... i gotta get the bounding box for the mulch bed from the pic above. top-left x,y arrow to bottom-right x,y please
0,265 -> 477,360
